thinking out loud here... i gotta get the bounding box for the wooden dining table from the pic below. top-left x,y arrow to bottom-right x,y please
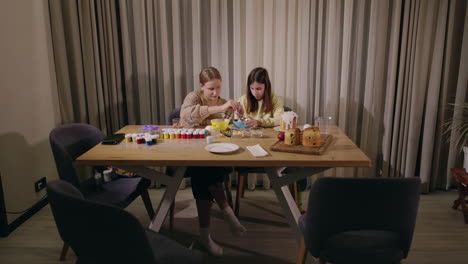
76,125 -> 371,241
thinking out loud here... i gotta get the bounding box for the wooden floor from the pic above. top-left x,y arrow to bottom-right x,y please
0,187 -> 467,264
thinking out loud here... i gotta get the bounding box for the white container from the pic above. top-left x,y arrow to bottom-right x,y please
103,169 -> 113,182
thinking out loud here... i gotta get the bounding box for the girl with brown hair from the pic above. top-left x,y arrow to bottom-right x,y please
237,67 -> 284,127
180,66 -> 246,256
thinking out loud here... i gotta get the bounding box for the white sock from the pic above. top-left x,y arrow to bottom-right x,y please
199,228 -> 223,256
248,174 -> 256,190
222,206 -> 247,236
262,174 -> 271,189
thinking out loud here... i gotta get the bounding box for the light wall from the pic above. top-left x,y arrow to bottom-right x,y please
0,0 -> 59,223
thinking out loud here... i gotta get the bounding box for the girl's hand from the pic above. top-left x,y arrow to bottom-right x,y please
235,107 -> 244,118
222,100 -> 242,113
245,116 -> 262,127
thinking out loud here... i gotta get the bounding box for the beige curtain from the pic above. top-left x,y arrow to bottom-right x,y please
48,0 -> 126,134
49,0 -> 468,190
381,0 -> 468,191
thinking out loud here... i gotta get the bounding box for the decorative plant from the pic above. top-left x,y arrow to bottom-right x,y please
443,102 -> 468,153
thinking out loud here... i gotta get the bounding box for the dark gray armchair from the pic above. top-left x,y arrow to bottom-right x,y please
47,180 -> 202,264
297,177 -> 421,264
167,107 -> 181,125
49,123 -> 155,260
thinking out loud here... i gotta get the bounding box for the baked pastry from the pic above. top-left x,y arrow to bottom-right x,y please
285,128 -> 301,145
280,111 -> 298,131
302,127 -> 321,147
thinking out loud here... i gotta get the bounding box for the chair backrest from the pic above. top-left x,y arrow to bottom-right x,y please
304,177 -> 420,258
47,180 -> 156,264
167,107 -> 181,125
49,123 -> 105,187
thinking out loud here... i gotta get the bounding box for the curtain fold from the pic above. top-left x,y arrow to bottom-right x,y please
381,0 -> 468,191
48,0 -> 468,190
48,0 -> 125,134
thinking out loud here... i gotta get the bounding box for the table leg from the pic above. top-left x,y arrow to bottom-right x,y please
265,167 -> 330,243
452,199 -> 460,210
457,183 -> 468,224
118,166 -> 186,232
149,167 -> 186,231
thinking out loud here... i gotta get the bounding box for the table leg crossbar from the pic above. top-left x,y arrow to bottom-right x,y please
118,166 -> 187,232
120,165 -> 330,235
265,167 -> 330,242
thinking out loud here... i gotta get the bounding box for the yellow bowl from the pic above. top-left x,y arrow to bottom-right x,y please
211,119 -> 230,131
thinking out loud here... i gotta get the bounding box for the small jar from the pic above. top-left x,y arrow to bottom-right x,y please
136,136 -> 145,144
187,129 -> 194,139
231,128 -> 244,138
199,129 -> 206,139
147,137 -> 154,145
210,128 -> 220,137
251,127 -> 264,138
193,129 -> 199,139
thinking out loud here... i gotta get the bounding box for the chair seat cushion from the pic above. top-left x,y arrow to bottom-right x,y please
83,177 -> 150,208
320,230 -> 404,264
145,229 -> 202,264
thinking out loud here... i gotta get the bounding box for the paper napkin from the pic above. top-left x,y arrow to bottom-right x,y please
246,144 -> 269,157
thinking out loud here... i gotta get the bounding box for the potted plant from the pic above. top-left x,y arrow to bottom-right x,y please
443,103 -> 468,172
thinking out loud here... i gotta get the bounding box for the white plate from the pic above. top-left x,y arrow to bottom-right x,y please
205,143 -> 240,154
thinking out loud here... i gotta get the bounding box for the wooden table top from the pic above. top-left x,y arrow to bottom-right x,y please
76,125 -> 371,168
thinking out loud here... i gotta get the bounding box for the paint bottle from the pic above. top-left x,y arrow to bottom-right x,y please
187,129 -> 194,139
145,137 -> 153,146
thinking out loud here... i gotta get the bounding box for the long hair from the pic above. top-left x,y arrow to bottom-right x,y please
199,66 -> 222,85
246,67 -> 273,114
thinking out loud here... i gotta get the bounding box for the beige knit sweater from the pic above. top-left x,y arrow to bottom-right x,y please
237,93 -> 284,127
180,91 -> 227,127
